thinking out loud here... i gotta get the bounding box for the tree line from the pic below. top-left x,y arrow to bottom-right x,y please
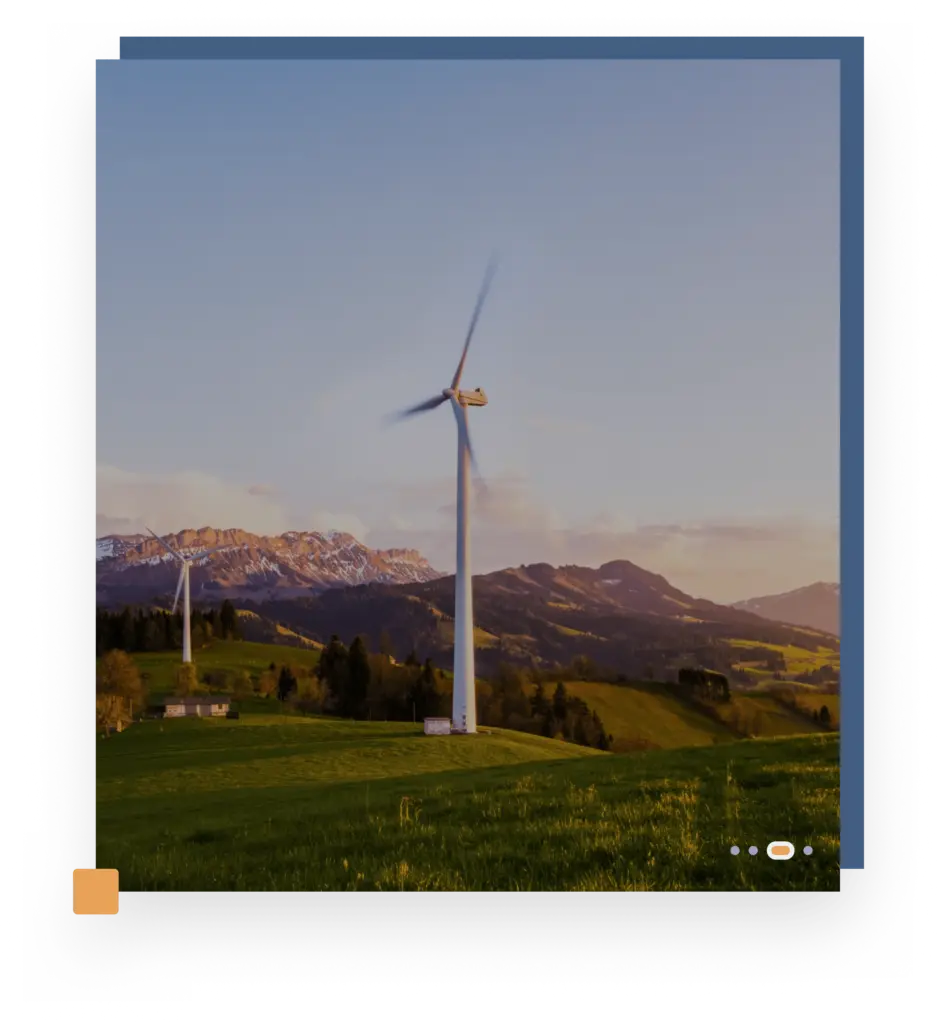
217,634 -> 612,751
483,664 -> 611,749
677,667 -> 731,702
96,602 -> 241,655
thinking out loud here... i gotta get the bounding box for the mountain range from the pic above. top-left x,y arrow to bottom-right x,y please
96,527 -> 442,605
240,559 -> 839,682
96,528 -> 839,681
732,582 -> 840,636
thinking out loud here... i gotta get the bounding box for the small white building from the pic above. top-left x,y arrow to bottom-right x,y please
424,717 -> 451,736
163,696 -> 231,718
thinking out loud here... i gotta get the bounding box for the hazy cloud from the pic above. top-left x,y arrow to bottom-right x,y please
96,513 -> 143,536
97,465 -> 291,537
306,509 -> 371,541
366,476 -> 838,603
96,465 -> 838,603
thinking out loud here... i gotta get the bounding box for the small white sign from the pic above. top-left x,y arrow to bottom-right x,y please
424,717 -> 451,736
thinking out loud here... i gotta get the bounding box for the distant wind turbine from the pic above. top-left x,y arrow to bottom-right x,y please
146,528 -> 226,664
387,259 -> 497,734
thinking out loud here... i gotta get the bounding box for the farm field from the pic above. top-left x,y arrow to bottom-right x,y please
97,715 -> 839,891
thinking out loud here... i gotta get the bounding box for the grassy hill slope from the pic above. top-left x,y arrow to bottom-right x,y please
532,681 -> 828,750
127,639 -> 321,696
535,681 -> 738,749
97,716 -> 839,891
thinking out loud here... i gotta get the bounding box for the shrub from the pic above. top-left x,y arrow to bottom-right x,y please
174,662 -> 200,696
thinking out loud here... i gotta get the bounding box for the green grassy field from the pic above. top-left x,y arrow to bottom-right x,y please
727,639 -> 840,681
531,681 -> 827,750
123,640 -> 321,697
97,714 -> 839,891
707,693 -> 828,738
779,693 -> 841,729
534,681 -> 738,749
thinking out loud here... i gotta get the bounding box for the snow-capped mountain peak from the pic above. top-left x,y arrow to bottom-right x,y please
95,526 -> 442,604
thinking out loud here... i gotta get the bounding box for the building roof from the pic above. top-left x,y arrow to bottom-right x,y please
164,695 -> 231,706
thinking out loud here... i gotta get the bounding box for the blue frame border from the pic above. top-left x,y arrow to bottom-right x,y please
116,36 -> 864,869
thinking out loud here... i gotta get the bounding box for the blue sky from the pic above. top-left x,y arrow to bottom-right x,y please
96,58 -> 839,601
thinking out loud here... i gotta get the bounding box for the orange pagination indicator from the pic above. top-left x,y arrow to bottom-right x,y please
73,869 -> 119,914
766,841 -> 795,861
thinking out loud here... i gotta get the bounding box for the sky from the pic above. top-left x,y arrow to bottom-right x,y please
96,58 -> 840,603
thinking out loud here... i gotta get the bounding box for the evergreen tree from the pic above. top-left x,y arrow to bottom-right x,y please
552,681 -> 568,722
160,611 -> 172,649
346,636 -> 371,719
317,635 -> 350,714
530,682 -> 549,718
142,614 -> 162,652
819,704 -> 832,727
541,708 -> 556,738
117,607 -> 134,651
584,709 -> 610,751
219,600 -> 240,640
132,610 -> 146,652
410,657 -> 442,721
95,611 -> 106,657
277,665 -> 298,702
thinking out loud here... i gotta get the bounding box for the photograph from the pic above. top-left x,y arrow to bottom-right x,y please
95,54 -> 842,891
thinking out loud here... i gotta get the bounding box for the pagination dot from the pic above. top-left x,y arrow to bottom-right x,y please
730,845 -> 740,855
803,845 -> 813,855
748,845 -> 759,855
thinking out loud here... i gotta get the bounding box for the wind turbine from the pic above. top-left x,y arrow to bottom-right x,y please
388,260 -> 497,734
146,528 -> 226,664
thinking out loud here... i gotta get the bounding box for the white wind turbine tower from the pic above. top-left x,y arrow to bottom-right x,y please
146,528 -> 226,664
388,260 -> 497,734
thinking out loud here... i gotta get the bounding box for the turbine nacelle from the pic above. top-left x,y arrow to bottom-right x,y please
456,387 -> 488,408
443,387 -> 488,407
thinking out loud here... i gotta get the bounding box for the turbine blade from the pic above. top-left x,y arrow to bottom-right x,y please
386,393 -> 448,422
463,417 -> 479,475
456,405 -> 487,496
451,256 -> 498,390
146,526 -> 184,562
171,564 -> 185,614
191,545 -> 226,560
